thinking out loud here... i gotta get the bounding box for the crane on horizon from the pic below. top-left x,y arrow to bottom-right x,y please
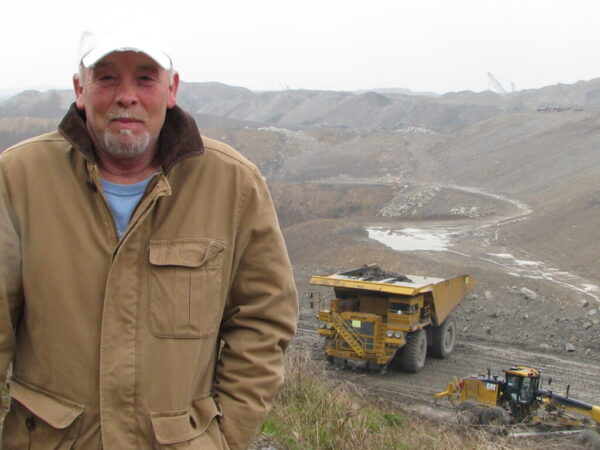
487,72 -> 507,94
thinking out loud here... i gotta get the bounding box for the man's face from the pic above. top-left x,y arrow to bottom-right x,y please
74,51 -> 179,159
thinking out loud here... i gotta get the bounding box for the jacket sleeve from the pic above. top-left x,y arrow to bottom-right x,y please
213,167 -> 298,450
0,159 -> 24,391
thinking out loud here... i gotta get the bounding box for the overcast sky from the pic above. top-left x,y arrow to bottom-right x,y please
3,0 -> 600,96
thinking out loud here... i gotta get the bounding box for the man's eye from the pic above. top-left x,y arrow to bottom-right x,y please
139,76 -> 157,84
97,75 -> 117,85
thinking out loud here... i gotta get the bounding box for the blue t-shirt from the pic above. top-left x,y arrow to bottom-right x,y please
101,176 -> 153,238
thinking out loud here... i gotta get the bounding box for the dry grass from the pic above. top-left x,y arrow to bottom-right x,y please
257,352 -> 590,450
0,361 -> 590,449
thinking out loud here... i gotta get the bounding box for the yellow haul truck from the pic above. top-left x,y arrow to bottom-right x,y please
310,264 -> 475,373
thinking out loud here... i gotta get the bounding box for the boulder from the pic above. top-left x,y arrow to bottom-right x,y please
519,287 -> 538,300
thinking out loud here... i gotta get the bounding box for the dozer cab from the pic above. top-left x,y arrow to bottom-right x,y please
310,264 -> 474,373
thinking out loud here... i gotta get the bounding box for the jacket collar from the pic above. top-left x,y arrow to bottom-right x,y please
58,103 -> 204,172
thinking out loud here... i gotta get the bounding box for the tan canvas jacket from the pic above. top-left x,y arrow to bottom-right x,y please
0,104 -> 298,449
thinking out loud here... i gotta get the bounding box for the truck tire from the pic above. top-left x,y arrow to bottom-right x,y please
456,401 -> 484,425
480,406 -> 507,426
397,329 -> 427,373
430,317 -> 456,358
333,357 -> 347,368
575,430 -> 600,450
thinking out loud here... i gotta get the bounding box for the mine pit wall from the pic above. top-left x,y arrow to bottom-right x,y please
269,182 -> 396,227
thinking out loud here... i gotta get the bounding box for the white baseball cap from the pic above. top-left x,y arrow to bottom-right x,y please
78,13 -> 172,69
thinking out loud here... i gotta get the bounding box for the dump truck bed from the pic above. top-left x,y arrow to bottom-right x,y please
309,272 -> 446,296
310,265 -> 474,324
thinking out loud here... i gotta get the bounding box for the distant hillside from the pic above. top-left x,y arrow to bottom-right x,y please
3,78 -> 600,147
439,78 -> 600,111
0,117 -> 60,151
0,90 -> 74,119
354,87 -> 439,97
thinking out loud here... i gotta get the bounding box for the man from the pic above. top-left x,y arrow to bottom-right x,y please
0,16 -> 298,450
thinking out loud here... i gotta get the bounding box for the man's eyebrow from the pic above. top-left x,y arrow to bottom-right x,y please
92,61 -> 114,70
91,62 -> 160,71
137,64 -> 161,73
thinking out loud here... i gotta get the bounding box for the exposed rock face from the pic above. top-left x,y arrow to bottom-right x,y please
378,184 -> 440,217
450,206 -> 479,218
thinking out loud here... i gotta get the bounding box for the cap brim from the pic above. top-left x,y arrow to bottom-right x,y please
82,45 -> 171,70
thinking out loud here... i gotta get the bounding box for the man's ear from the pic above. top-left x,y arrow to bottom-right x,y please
167,72 -> 179,109
73,74 -> 85,109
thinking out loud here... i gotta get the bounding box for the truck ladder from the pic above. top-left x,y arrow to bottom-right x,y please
373,320 -> 388,361
331,313 -> 368,357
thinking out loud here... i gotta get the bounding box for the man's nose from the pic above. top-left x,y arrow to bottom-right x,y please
115,78 -> 138,107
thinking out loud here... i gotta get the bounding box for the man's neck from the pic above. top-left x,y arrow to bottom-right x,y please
97,149 -> 159,184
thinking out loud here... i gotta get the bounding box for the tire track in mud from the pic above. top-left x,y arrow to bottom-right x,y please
295,327 -> 600,410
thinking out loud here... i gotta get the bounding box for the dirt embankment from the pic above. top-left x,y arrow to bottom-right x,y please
270,182 -> 395,228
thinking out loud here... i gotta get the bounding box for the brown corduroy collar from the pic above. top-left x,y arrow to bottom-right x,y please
58,103 -> 204,172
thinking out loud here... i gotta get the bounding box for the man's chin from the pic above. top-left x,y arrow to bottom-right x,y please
103,133 -> 151,158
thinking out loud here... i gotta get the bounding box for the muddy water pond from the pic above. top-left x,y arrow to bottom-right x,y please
367,227 -> 455,252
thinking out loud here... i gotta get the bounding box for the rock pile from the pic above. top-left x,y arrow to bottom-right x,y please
450,206 -> 480,218
378,184 -> 440,217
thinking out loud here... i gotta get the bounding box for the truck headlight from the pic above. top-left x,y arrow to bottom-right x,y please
387,330 -> 394,337
394,331 -> 402,338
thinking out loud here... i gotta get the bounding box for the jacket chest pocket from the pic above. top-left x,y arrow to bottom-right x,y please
149,239 -> 225,338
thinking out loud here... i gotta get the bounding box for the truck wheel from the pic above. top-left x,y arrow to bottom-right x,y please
397,329 -> 427,373
333,357 -> 347,369
480,406 -> 507,426
456,401 -> 484,425
430,317 -> 456,358
366,361 -> 378,371
575,430 -> 600,450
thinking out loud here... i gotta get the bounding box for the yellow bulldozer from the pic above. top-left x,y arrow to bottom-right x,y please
310,264 -> 475,373
434,365 -> 600,444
